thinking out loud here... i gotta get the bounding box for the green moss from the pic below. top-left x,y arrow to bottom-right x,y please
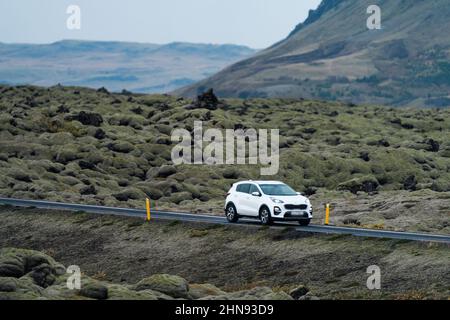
0,85 -> 449,212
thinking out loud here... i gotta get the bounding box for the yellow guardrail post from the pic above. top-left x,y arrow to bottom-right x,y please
325,203 -> 330,225
146,198 -> 151,221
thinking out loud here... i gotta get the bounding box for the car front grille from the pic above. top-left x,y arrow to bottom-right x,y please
284,204 -> 308,210
284,212 -> 309,218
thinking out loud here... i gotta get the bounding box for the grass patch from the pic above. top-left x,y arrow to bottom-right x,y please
392,290 -> 428,300
325,234 -> 350,241
362,223 -> 385,230
188,229 -> 209,238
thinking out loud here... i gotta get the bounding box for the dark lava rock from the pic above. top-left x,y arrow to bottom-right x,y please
26,98 -> 38,108
14,172 -> 32,183
77,111 -> 103,127
359,151 -> 370,162
343,218 -> 361,225
94,128 -> 106,140
403,175 -> 417,191
156,137 -> 172,146
28,264 -> 56,288
0,261 -> 24,278
25,254 -> 51,271
80,283 -> 109,300
0,278 -> 17,292
79,160 -> 96,170
113,189 -> 142,202
107,142 -> 135,153
80,185 -> 97,196
303,187 -> 317,196
302,128 -> 317,134
423,139 -> 440,153
378,139 -> 390,147
401,123 -> 414,130
289,286 -> 310,300
338,176 -> 380,194
56,105 -> 70,113
157,165 -> 177,178
97,87 -> 110,94
187,88 -> 223,110
67,111 -> 104,127
361,180 -> 379,193
327,111 -> 339,117
390,118 -> 402,125
47,165 -> 64,174
223,168 -> 240,179
114,193 -> 129,202
131,107 -> 144,115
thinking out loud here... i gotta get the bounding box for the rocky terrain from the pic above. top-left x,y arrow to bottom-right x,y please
0,247 -> 295,300
0,207 -> 449,300
0,85 -> 449,234
178,0 -> 450,108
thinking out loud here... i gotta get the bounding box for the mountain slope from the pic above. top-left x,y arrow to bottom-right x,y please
177,0 -> 450,107
0,40 -> 257,93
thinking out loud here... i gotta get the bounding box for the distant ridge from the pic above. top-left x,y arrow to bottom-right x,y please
0,40 -> 257,94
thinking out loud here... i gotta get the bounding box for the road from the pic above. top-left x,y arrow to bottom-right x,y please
1,197 -> 450,244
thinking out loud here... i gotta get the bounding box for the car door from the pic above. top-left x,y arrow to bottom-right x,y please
239,184 -> 261,217
235,184 -> 250,215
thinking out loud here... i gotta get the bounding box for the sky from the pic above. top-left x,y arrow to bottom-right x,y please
0,0 -> 322,48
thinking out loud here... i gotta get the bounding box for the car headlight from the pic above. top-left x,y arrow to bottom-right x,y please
270,198 -> 284,204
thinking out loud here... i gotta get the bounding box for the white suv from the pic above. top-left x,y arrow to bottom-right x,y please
225,181 -> 313,226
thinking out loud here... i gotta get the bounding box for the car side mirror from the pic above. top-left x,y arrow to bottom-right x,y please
252,192 -> 261,197
297,192 -> 303,196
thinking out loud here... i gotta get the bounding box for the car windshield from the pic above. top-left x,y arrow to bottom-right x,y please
259,184 -> 297,196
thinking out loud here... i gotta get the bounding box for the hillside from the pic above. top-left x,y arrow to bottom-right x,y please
0,85 -> 449,233
177,0 -> 450,107
0,40 -> 256,93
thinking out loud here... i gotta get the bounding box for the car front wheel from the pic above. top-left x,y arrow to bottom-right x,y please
226,204 -> 239,223
259,206 -> 273,225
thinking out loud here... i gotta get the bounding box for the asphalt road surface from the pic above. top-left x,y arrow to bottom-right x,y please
1,197 -> 449,244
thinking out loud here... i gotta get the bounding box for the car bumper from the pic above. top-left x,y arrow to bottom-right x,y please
272,207 -> 313,221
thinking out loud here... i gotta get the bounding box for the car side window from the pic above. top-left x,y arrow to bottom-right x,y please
236,184 -> 250,194
249,184 -> 259,195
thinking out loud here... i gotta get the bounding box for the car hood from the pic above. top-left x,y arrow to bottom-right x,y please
268,195 -> 309,204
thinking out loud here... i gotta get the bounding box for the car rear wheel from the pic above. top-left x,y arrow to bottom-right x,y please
298,219 -> 311,226
226,204 -> 239,223
259,206 -> 273,225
